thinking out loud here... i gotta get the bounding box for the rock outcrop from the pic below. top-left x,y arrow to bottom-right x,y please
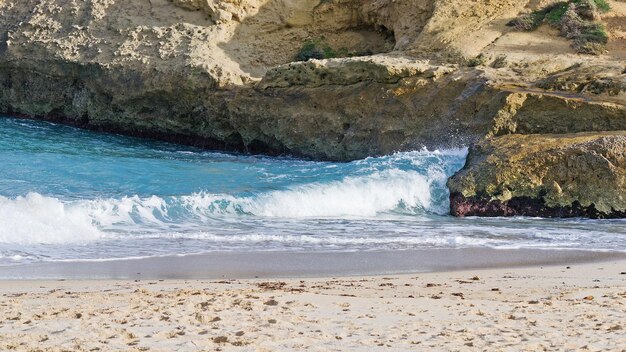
448,132 -> 626,218
484,89 -> 626,137
0,0 -> 625,216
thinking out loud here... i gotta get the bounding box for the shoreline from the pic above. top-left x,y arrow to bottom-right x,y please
1,248 -> 624,280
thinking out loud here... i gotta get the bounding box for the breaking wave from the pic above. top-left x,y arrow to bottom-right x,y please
0,158 -> 455,245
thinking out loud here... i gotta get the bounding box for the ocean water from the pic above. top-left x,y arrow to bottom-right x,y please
0,116 -> 624,265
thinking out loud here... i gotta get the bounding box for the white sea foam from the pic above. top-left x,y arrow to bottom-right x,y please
0,193 -> 102,244
83,195 -> 170,227
182,168 -> 445,218
0,165 -> 448,244
1,189 -> 625,253
252,169 -> 438,217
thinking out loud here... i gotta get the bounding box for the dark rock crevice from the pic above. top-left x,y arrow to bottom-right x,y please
450,193 -> 626,219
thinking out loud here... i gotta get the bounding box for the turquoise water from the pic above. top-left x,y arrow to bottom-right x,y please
0,117 -> 624,265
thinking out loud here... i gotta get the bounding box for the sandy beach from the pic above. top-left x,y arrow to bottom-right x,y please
1,257 -> 624,351
2,0 -> 626,351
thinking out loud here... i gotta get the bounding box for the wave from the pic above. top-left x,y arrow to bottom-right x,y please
0,150 -> 459,244
0,193 -> 102,244
182,168 -> 447,218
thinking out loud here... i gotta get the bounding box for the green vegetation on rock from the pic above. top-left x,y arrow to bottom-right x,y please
509,0 -> 610,55
467,54 -> 487,67
295,37 -> 368,62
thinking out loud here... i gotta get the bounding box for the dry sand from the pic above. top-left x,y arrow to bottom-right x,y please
0,258 -> 625,351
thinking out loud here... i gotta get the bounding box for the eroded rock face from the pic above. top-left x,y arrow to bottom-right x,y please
538,64 -> 626,98
448,133 -> 626,218
230,61 -> 496,160
0,55 -> 497,160
0,0 -> 457,160
484,90 -> 626,137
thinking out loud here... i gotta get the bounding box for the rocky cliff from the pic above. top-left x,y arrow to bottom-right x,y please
0,0 -> 625,216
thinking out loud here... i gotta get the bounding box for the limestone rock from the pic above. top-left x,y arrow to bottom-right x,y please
259,56 -> 456,89
484,91 -> 626,137
448,132 -> 626,218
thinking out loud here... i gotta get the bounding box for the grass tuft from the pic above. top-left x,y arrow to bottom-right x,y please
545,2 -> 570,24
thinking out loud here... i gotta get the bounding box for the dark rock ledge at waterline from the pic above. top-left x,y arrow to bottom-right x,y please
450,194 -> 626,219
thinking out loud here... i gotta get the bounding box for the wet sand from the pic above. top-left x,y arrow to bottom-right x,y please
0,253 -> 624,351
0,248 -> 624,280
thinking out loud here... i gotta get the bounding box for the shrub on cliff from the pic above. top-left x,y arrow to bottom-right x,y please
296,39 -> 329,61
508,0 -> 610,55
295,37 -> 367,62
467,54 -> 487,67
